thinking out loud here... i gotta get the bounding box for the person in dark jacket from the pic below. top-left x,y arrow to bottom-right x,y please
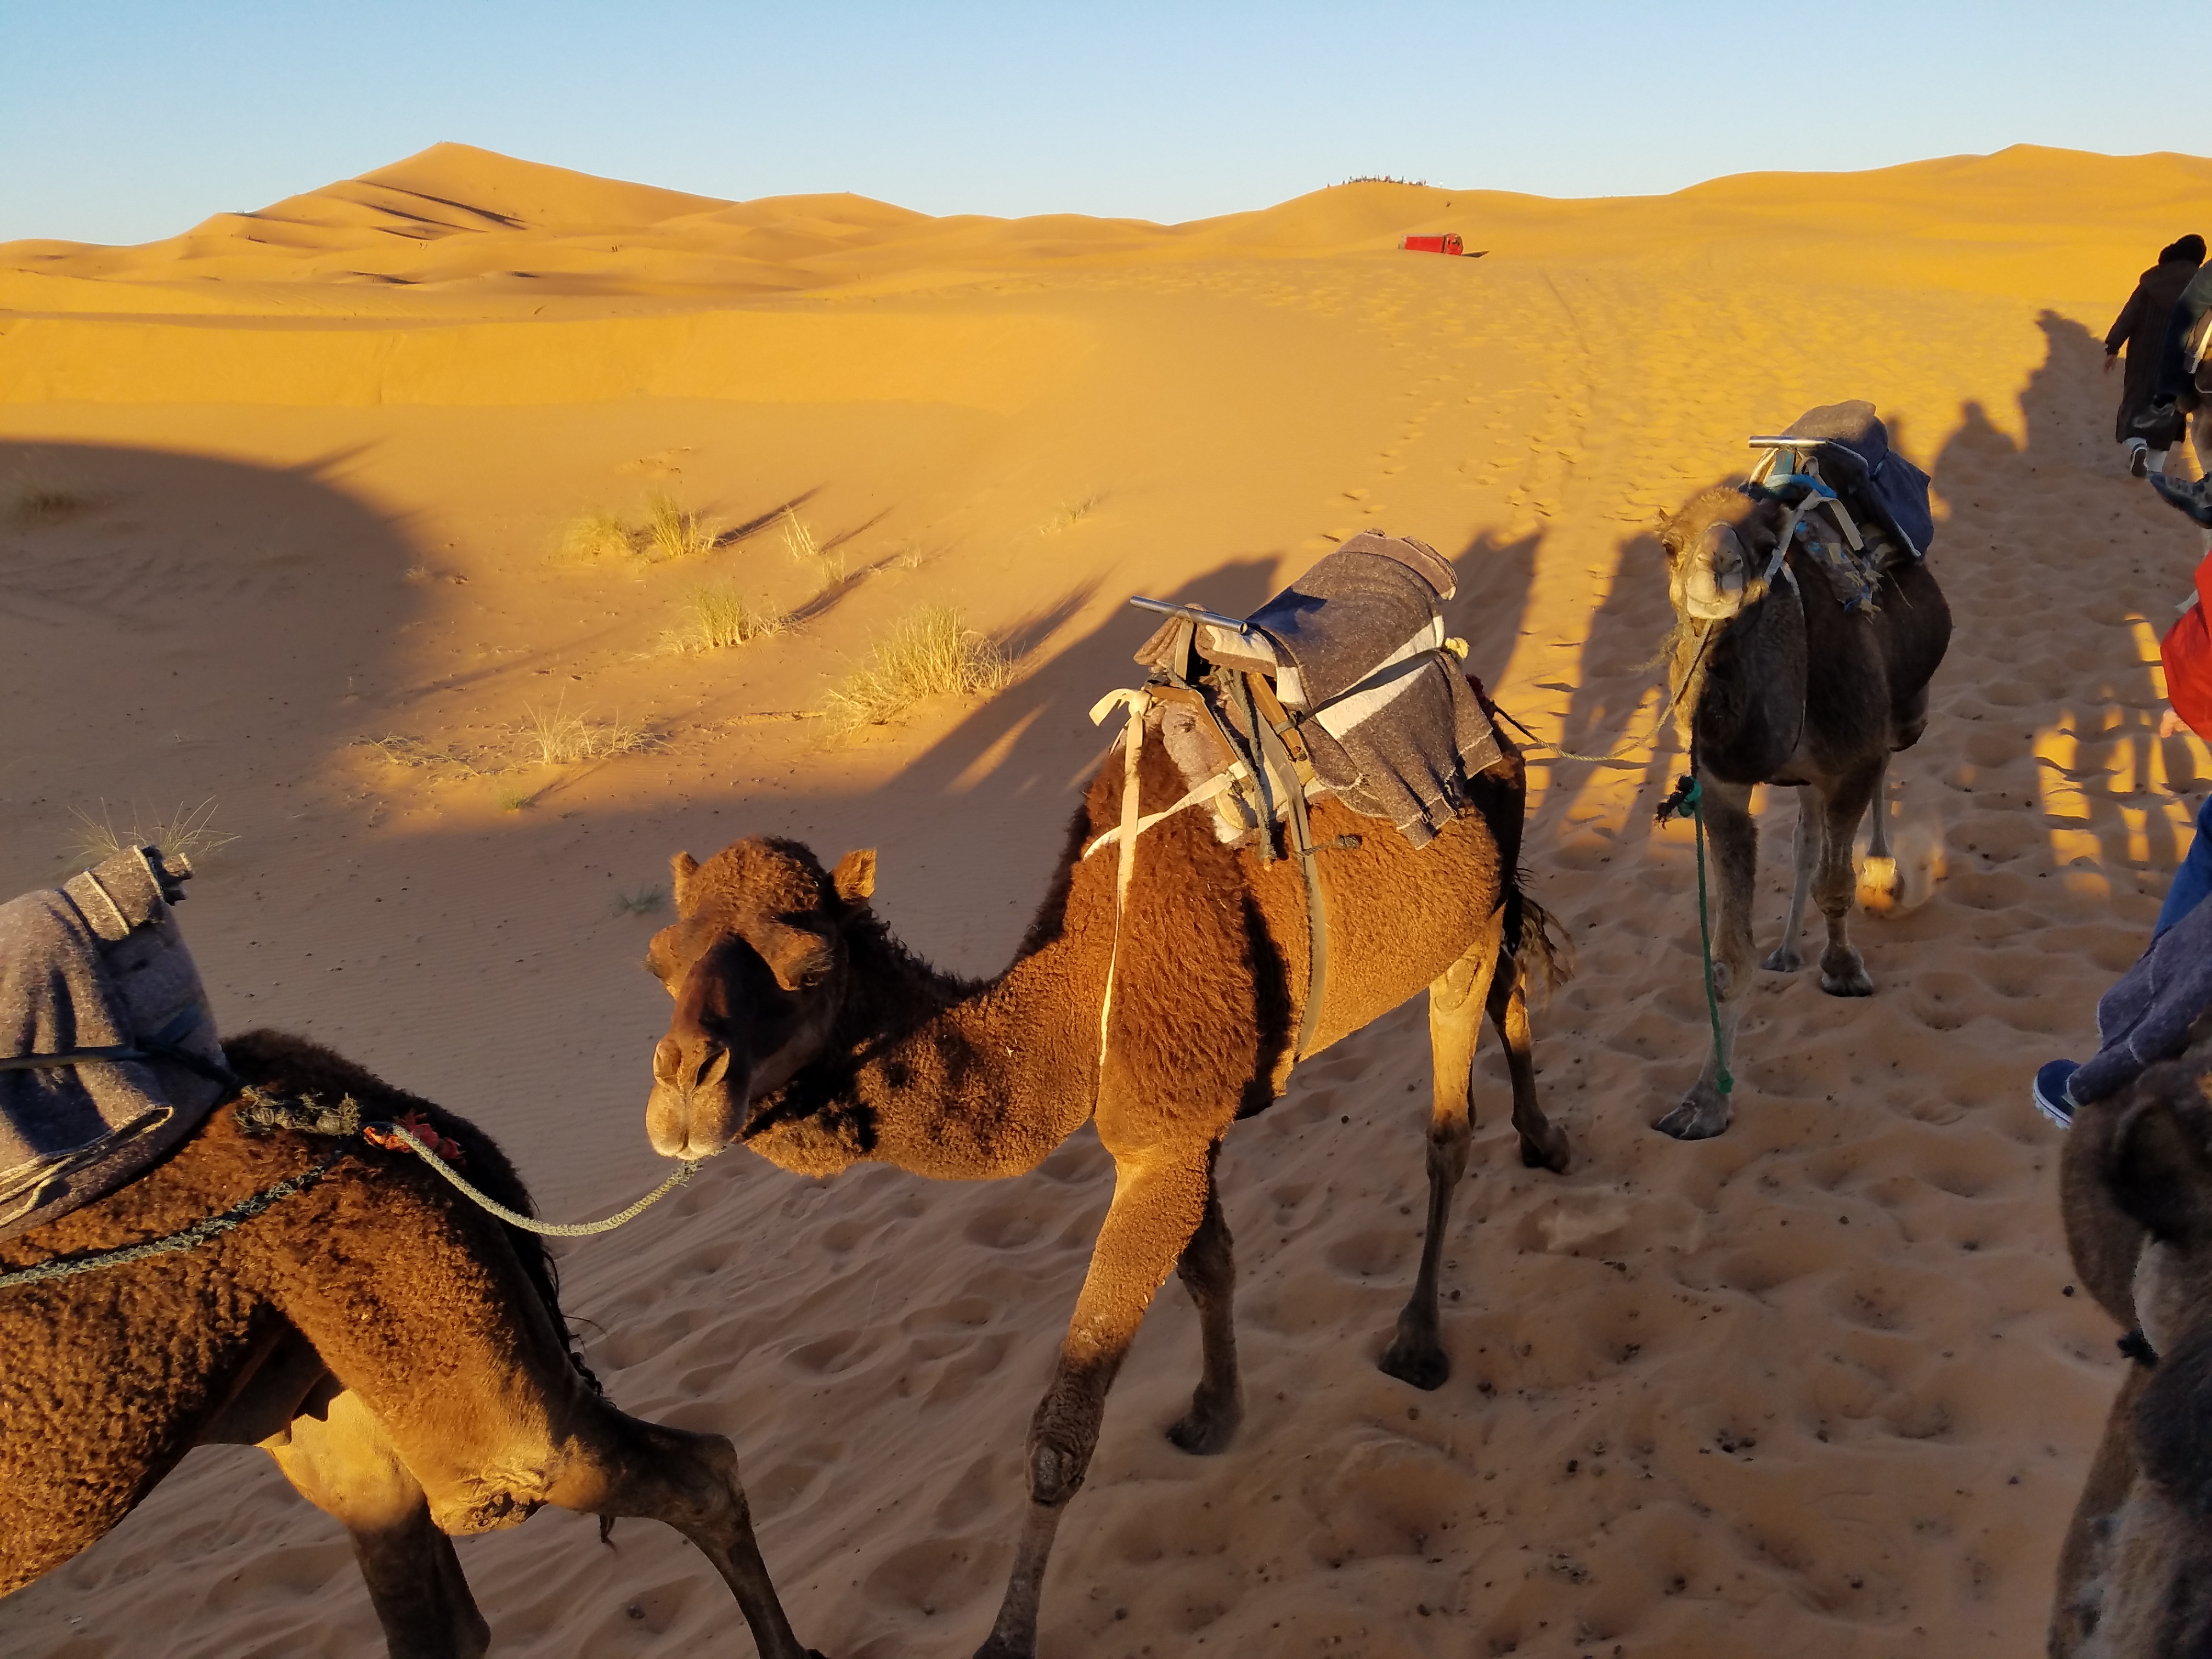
2108,233 -> 2204,476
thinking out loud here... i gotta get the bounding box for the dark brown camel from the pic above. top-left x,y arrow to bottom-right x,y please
2047,1036 -> 2212,1656
639,704 -> 1568,1659
0,1030 -> 819,1659
1652,481 -> 1951,1138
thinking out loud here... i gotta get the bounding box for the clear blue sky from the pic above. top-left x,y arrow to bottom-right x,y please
1,1 -> 2196,245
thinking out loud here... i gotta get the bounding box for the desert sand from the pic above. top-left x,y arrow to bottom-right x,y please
3,140 -> 2210,1657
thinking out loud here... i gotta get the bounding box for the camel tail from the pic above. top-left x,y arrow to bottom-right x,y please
1508,885 -> 1575,998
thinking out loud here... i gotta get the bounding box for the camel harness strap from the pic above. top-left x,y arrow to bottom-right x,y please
1656,772 -> 1734,1098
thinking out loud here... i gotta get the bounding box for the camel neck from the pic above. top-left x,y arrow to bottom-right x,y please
748,851 -> 1111,1182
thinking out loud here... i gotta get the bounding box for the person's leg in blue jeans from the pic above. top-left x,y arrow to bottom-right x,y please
2036,792 -> 2212,1124
2158,793 -> 2212,938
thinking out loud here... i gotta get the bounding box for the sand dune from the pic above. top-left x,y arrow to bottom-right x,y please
2,142 -> 2208,1656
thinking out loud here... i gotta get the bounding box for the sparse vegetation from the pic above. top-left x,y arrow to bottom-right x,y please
1037,495 -> 1101,536
8,460 -> 93,526
509,701 -> 658,765
490,785 -> 534,812
782,507 -> 845,584
640,490 -> 719,563
354,733 -> 493,774
1338,174 -> 1433,187
553,493 -> 719,565
823,605 -> 1014,735
555,509 -> 637,564
66,799 -> 236,867
612,883 -> 668,916
663,585 -> 785,654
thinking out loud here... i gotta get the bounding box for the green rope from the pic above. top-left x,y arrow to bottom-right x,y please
370,1121 -> 703,1238
1669,777 -> 1735,1097
0,1147 -> 351,1290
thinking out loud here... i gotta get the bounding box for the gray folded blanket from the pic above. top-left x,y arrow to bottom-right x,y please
1243,531 -> 1504,848
2073,893 -> 2212,1106
0,847 -> 228,1240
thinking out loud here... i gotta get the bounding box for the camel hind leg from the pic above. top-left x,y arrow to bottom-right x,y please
1491,942 -> 1569,1173
1380,914 -> 1506,1391
1165,1141 -> 1243,1455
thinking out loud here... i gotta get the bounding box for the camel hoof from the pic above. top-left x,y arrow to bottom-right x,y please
1166,1397 -> 1243,1455
1819,955 -> 1875,997
1857,855 -> 1901,916
1760,945 -> 1803,973
1519,1122 -> 1571,1173
1379,1334 -> 1450,1391
1655,1093 -> 1731,1141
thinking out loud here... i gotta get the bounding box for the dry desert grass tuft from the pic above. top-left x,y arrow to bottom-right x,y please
509,701 -> 658,765
662,585 -> 786,654
554,492 -> 719,565
65,799 -> 236,867
7,460 -> 94,526
611,883 -> 668,916
1036,494 -> 1102,535
781,506 -> 847,585
823,605 -> 1013,735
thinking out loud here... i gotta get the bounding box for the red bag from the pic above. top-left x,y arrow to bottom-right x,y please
2161,546 -> 2212,739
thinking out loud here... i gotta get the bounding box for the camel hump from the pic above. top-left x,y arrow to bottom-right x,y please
1128,535 -> 1506,850
0,846 -> 227,1240
1771,399 -> 1935,557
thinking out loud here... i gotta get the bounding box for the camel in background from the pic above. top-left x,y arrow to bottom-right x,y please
2048,1037 -> 2212,1655
0,1030 -> 820,1659
1652,481 -> 1950,1138
639,708 -> 1568,1659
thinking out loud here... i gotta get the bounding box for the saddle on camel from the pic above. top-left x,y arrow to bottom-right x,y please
641,531 -> 1570,1659
1653,400 -> 1952,1139
0,848 -> 821,1659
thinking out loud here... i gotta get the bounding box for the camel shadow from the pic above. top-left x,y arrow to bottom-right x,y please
1927,311 -> 2203,913
0,438 -> 423,897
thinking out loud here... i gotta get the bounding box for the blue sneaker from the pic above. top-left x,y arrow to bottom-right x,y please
2033,1059 -> 2079,1129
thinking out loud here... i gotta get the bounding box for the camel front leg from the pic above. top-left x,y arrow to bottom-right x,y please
1816,764 -> 1883,996
976,1150 -> 1212,1659
263,1387 -> 490,1659
1762,783 -> 1817,972
1165,1142 -> 1242,1455
1380,922 -> 1504,1390
1656,775 -> 1759,1141
544,1413 -> 821,1659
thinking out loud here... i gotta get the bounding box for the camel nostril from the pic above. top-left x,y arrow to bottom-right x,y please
653,1037 -> 686,1087
699,1047 -> 730,1089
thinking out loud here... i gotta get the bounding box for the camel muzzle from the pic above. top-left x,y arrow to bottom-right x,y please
646,1037 -> 746,1159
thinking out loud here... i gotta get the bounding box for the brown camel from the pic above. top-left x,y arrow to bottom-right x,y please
2047,1036 -> 2212,1656
1652,479 -> 1951,1138
0,1029 -> 820,1659
640,696 -> 1569,1659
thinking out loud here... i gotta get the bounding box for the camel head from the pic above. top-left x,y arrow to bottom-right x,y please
1658,485 -> 1780,623
642,836 -> 877,1160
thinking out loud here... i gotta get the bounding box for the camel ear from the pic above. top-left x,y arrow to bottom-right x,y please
831,849 -> 877,905
758,922 -> 836,992
670,851 -> 701,909
2108,1094 -> 2212,1245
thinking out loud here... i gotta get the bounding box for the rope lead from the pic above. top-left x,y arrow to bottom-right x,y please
1665,775 -> 1735,1098
369,1121 -> 703,1238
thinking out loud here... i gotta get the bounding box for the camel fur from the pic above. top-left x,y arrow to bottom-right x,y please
0,1030 -> 819,1659
641,702 -> 1569,1659
2049,1036 -> 2212,1657
1652,482 -> 1951,1138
